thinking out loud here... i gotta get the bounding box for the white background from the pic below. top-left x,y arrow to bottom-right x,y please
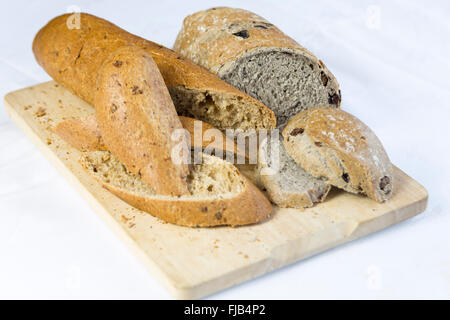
0,0 -> 449,299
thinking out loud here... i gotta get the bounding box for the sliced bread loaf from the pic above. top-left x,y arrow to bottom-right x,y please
95,46 -> 189,197
174,7 -> 341,127
282,107 -> 394,202
80,151 -> 272,227
258,135 -> 330,208
33,13 -> 276,131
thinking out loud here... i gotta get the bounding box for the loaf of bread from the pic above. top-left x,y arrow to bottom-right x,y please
282,107 -> 394,202
174,7 -> 341,127
94,46 -> 189,196
258,135 -> 330,208
80,151 -> 272,227
33,13 -> 276,131
53,115 -> 246,159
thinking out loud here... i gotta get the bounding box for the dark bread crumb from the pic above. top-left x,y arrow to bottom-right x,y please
290,128 -> 304,136
380,176 -> 390,193
35,107 -> 46,117
342,173 -> 349,183
132,86 -> 143,95
328,92 -> 341,105
232,30 -> 249,39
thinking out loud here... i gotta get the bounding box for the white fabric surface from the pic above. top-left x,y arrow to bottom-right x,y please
0,0 -> 449,299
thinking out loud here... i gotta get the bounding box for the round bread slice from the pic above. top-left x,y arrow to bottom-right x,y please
80,151 -> 272,227
174,7 -> 341,127
282,107 -> 394,202
258,135 -> 330,208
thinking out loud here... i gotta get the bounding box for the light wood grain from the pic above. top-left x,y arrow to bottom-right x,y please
4,81 -> 428,299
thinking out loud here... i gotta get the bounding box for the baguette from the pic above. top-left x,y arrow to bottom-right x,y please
282,107 -> 394,202
174,7 -> 341,127
53,115 -> 246,159
95,46 -> 189,196
80,151 -> 272,227
33,13 -> 276,131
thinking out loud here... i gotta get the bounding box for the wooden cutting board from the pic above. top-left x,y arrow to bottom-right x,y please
4,81 -> 428,299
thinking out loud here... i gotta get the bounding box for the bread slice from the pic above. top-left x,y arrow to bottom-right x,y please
282,107 -> 394,202
33,13 -> 276,131
258,135 -> 330,208
80,151 -> 272,227
173,7 -> 340,127
95,46 -> 189,197
52,115 -> 107,152
52,115 -> 246,159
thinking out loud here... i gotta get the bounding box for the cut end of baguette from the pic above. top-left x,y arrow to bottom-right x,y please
80,151 -> 272,227
169,86 -> 276,131
220,47 -> 341,127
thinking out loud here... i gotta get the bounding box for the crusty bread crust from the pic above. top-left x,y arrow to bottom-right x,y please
53,115 -> 247,160
94,46 -> 189,196
32,13 -> 276,131
282,107 -> 394,202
